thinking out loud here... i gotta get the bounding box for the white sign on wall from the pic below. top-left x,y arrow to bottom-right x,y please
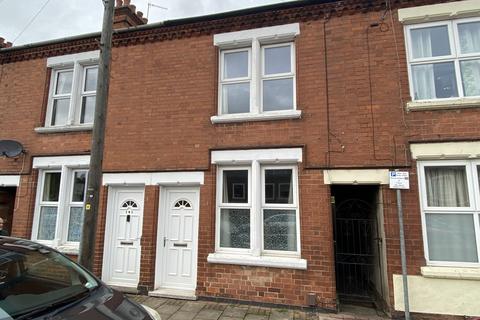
389,171 -> 410,189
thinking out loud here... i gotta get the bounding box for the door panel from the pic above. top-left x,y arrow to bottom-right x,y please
157,188 -> 199,290
103,187 -> 144,287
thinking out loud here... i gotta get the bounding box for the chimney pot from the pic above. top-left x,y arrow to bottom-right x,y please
142,17 -> 148,24
5,42 -> 12,48
124,0 -> 130,5
115,0 -> 123,7
137,11 -> 143,18
0,37 -> 4,45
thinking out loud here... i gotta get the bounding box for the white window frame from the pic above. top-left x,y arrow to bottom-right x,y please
260,165 -> 300,256
260,43 -> 297,113
405,17 -> 480,103
43,51 -> 99,130
32,166 -> 88,252
215,166 -> 252,254
215,163 -> 300,258
418,160 -> 480,267
212,23 -> 301,123
218,48 -> 252,114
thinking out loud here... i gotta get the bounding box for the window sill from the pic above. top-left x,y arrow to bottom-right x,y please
421,266 -> 480,281
35,125 -> 93,134
407,98 -> 480,112
56,245 -> 79,255
211,110 -> 302,124
207,252 -> 307,270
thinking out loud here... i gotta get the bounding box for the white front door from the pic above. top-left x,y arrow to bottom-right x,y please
103,186 -> 144,287
156,188 -> 199,290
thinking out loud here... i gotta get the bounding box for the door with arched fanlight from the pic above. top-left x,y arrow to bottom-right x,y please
103,186 -> 144,287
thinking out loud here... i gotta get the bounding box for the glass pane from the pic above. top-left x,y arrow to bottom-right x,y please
68,207 -> 84,242
220,208 -> 250,249
265,169 -> 293,204
37,206 -> 57,240
411,26 -> 451,59
460,59 -> 480,97
224,51 -> 248,79
72,171 -> 86,202
458,22 -> 480,54
55,70 -> 73,94
263,78 -> 294,111
264,45 -> 291,75
42,172 -> 61,202
81,96 -> 96,124
263,209 -> 297,251
51,98 -> 70,126
425,166 -> 469,207
426,213 -> 478,262
222,83 -> 250,114
223,170 -> 248,203
412,62 -> 458,100
84,67 -> 98,92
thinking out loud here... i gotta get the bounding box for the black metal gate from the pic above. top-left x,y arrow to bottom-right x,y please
333,198 -> 377,302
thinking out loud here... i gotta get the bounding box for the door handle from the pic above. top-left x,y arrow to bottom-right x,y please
163,236 -> 167,247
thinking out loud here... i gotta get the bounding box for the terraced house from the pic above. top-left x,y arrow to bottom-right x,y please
1,0 -> 480,318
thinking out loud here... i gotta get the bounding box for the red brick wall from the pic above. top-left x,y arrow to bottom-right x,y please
1,0 -> 477,314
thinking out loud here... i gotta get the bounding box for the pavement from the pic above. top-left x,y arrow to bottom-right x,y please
127,295 -> 389,320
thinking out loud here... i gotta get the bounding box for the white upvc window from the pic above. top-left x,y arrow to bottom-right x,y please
33,167 -> 88,251
44,51 -> 99,129
405,18 -> 480,102
215,164 -> 300,257
212,23 -> 301,123
418,160 -> 480,267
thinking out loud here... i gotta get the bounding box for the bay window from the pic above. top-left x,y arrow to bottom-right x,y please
418,161 -> 480,266
406,18 -> 480,102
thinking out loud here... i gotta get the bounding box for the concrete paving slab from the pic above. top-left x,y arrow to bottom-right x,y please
194,309 -> 223,320
169,311 -> 198,320
223,305 -> 249,318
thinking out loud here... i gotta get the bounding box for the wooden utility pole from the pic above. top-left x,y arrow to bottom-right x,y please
79,0 -> 115,270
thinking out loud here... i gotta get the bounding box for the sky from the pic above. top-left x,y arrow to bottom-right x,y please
0,0 -> 295,46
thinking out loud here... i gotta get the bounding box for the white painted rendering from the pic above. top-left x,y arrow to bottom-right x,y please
102,186 -> 145,287
211,148 -> 302,164
214,23 -> 300,47
102,171 -> 204,186
155,187 -> 200,291
393,274 -> 480,316
323,169 -> 390,185
398,0 -> 480,25
207,253 -> 307,270
0,175 -> 20,187
410,141 -> 480,160
32,155 -> 90,169
47,50 -> 100,67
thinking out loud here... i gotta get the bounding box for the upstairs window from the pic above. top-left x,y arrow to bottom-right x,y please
45,51 -> 99,129
213,23 -> 301,123
406,18 -> 480,101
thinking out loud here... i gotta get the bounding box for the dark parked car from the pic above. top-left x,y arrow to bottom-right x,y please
0,237 -> 161,320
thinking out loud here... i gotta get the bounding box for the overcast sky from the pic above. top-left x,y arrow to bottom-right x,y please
0,0 -> 295,46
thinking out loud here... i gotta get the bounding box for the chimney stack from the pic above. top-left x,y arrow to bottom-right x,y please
113,0 -> 148,29
0,37 -> 13,49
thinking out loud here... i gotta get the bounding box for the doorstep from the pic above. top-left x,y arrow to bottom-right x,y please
148,288 -> 197,300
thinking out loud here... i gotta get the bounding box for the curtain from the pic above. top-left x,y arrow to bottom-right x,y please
459,22 -> 480,54
411,28 -> 433,59
412,64 -> 436,100
461,60 -> 480,96
425,166 -> 469,207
